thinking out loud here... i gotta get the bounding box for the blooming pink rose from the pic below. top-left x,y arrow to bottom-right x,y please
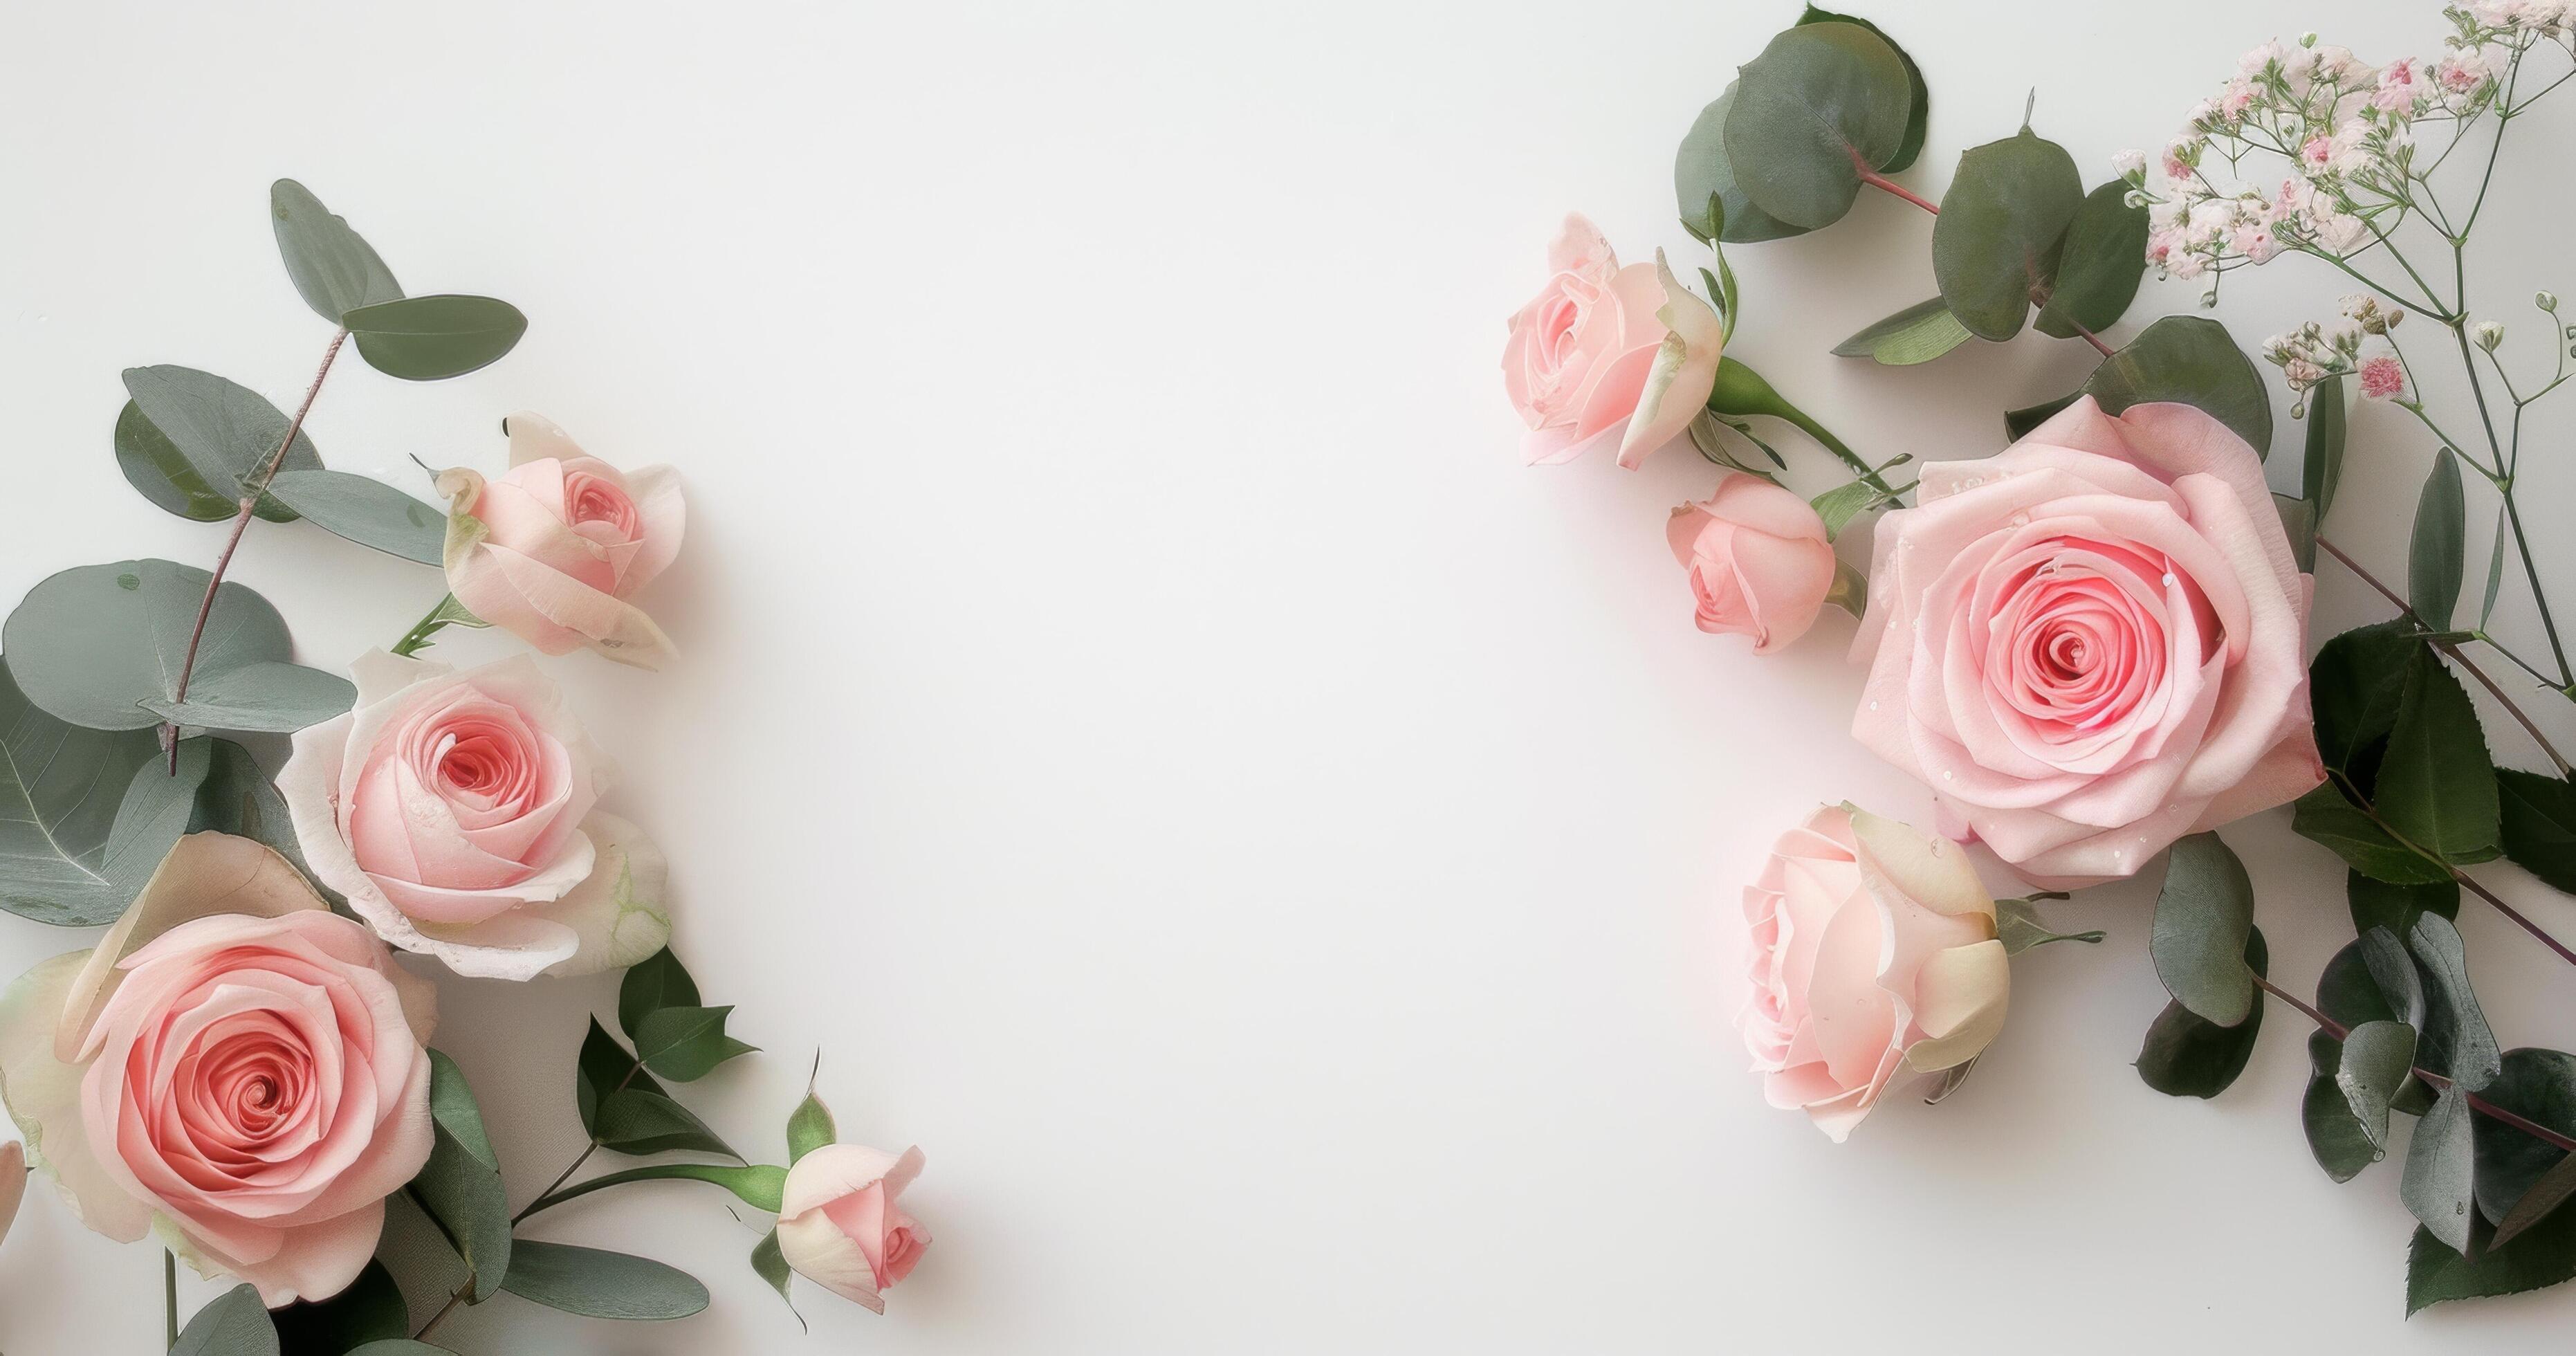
0,1139 -> 22,1249
1743,805 -> 2008,1142
776,1143 -> 930,1314
437,412 -> 684,670
1505,216 -> 1719,468
279,651 -> 668,982
1667,474 -> 1837,653
0,834 -> 436,1303
1852,398 -> 2321,886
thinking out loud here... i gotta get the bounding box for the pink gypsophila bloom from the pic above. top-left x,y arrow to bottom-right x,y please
2359,354 -> 2407,400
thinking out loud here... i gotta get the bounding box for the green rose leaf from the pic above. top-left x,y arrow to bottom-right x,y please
264,470 -> 445,567
2079,315 -> 2272,457
172,1283 -> 279,1356
2303,374 -> 2348,520
498,1240 -> 710,1321
634,1004 -> 760,1083
2375,648 -> 2499,866
2406,1084 -> 2481,1253
1,558 -> 317,732
1794,7 -> 1927,172
577,1018 -> 740,1159
2496,1151 -> 2576,1252
120,367 -> 325,522
114,399 -> 233,522
2335,1019 -> 2418,1153
270,179 -> 402,324
2135,926 -> 2267,1099
141,660 -> 354,734
618,946 -> 701,1037
1830,297 -> 1972,366
271,1258 -> 407,1351
2292,784 -> 2453,885
0,660 -> 178,925
2409,1207 -> 2576,1314
2149,832 -> 2257,1025
1933,128 -> 2083,342
1675,84 -> 1812,244
2346,870 -> 2459,940
2499,768 -> 2576,892
2408,913 -> 2501,1091
2303,1032 -> 2381,1184
344,295 -> 528,381
787,1090 -> 838,1166
2473,1049 -> 2576,1231
410,1050 -> 510,1301
1722,21 -> 1914,230
2034,182 -> 2150,340
2410,449 -> 2467,631
2309,621 -> 2417,782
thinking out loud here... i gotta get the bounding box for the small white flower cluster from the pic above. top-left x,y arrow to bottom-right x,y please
2261,295 -> 2416,408
2110,10 -> 2564,291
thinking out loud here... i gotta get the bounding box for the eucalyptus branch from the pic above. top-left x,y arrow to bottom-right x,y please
2325,768 -> 2576,970
2252,974 -> 2576,1155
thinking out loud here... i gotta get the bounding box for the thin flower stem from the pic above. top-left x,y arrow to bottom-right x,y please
2315,535 -> 2573,774
2252,974 -> 2576,1155
161,327 -> 349,773
414,1284 -> 470,1341
510,1059 -> 644,1226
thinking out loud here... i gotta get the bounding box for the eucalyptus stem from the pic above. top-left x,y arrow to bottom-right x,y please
160,327 -> 349,773
2252,974 -> 2576,1155
2326,768 -> 2576,970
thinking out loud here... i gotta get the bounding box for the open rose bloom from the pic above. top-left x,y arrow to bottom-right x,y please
1742,805 -> 2008,1142
437,412 -> 685,670
1504,217 -> 1721,469
279,650 -> 670,981
0,834 -> 435,1303
777,1143 -> 930,1314
1852,399 -> 2321,887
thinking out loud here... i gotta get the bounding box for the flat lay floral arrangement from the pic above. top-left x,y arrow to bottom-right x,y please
0,184 -> 926,1350
1509,1 -> 2576,1319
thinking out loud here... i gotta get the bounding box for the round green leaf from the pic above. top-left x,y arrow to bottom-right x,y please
500,1240 -> 711,1321
172,1284 -> 279,1356
345,295 -> 528,381
2136,926 -> 2268,1099
0,660 -> 169,925
121,366 -> 325,522
2,559 -> 293,731
1831,296 -> 1970,366
271,179 -> 403,324
2303,1032 -> 2380,1183
1795,7 -> 1927,172
264,468 -> 446,565
2149,832 -> 2257,1025
114,399 -> 232,522
2034,181 -> 2149,340
1675,84 -> 1812,244
2081,315 -> 2273,457
1933,129 -> 2082,342
1721,21 -> 1913,229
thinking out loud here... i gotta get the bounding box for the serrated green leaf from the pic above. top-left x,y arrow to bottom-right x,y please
2080,315 -> 2272,457
2376,648 -> 2499,865
2496,1151 -> 2576,1252
2292,783 -> 2452,884
2303,374 -> 2348,520
345,295 -> 526,381
264,470 -> 445,566
2310,621 -> 2418,781
2150,832 -> 2256,1025
2035,181 -> 2149,340
751,1229 -> 804,1326
2407,1211 -> 2576,1314
2499,768 -> 2576,892
499,1240 -> 710,1321
1722,21 -> 1914,229
1830,297 -> 1972,366
2411,449 -> 2467,630
618,947 -> 701,1038
1934,129 -> 2083,341
2136,926 -> 2267,1099
2347,870 -> 2459,940
120,366 -> 324,522
635,1004 -> 758,1082
270,179 -> 402,324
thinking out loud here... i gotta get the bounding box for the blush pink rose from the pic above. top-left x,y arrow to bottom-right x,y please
1852,398 -> 2322,887
775,1143 -> 930,1314
1668,474 -> 1837,653
1743,805 -> 2009,1142
436,412 -> 684,670
0,834 -> 436,1304
278,651 -> 669,982
1505,217 -> 1722,468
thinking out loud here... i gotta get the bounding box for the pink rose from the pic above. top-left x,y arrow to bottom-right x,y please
1743,805 -> 2008,1142
776,1143 -> 930,1314
1666,474 -> 1837,653
1852,398 -> 2321,887
1504,217 -> 1721,468
436,412 -> 684,670
0,834 -> 436,1303
279,651 -> 669,982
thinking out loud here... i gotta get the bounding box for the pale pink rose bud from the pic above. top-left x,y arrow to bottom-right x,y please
1503,214 -> 1671,466
0,1139 -> 23,1249
436,413 -> 686,670
775,1144 -> 930,1314
1742,804 -> 2009,1142
1666,474 -> 1837,654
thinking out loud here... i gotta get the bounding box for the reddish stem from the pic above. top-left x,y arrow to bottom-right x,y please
2254,975 -> 2576,1155
163,327 -> 348,772
1857,165 -> 1940,215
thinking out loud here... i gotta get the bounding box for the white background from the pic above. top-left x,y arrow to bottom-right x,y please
5,0 -> 2576,1349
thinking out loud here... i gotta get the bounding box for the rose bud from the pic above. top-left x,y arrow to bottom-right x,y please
1667,474 -> 1838,653
775,1144 -> 930,1314
1742,805 -> 2009,1142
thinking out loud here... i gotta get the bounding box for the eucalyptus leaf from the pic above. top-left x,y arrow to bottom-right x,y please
1794,7 -> 1927,172
2135,926 -> 2267,1099
2499,769 -> 2576,892
270,179 -> 402,324
2034,181 -> 2150,340
105,736 -> 208,883
2347,871 -> 2459,940
2406,1085 -> 2481,1253
1933,129 -> 2083,341
2357,926 -> 2428,1032
2303,374 -> 2348,520
2,558 -> 297,731
115,399 -> 232,522
120,367 -> 324,522
1675,85 -> 1812,244
141,660 -> 354,733
2303,1032 -> 2381,1183
499,1240 -> 710,1321
2472,1049 -> 2576,1230
2149,832 -> 2257,1025
0,660 -> 175,925
346,1344 -> 457,1355
264,470 -> 445,566
172,1283 -> 279,1356
410,1050 -> 509,1301
1830,297 -> 1972,366
1722,21 -> 1914,229
2411,450 -> 2467,631
190,737 -> 337,905
2273,493 -> 2317,573
2409,913 -> 2501,1091
2080,315 -> 2271,456
2375,647 -> 2499,866
344,295 -> 527,381
2335,1019 -> 2417,1152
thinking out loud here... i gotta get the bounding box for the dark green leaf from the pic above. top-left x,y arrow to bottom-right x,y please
1795,8 -> 1927,172
2474,1049 -> 2576,1231
114,399 -> 233,522
1722,21 -> 1914,229
634,1004 -> 758,1082
2408,1211 -> 2576,1314
2319,940 -> 2400,1028
2,558 -> 299,731
787,1091 -> 837,1166
2409,913 -> 2501,1091
2411,449 -> 2467,630
2136,926 -> 2267,1098
1933,129 -> 2083,341
499,1240 -> 710,1321
0,660 -> 176,926
2304,1032 -> 2381,1183
411,1050 -> 509,1301
2310,621 -> 2418,780
2336,1019 -> 2417,1152
265,470 -> 445,566
2376,648 -> 2499,865
172,1284 -> 279,1356
141,661 -> 354,733
120,366 -> 324,522
344,295 -> 527,381
2348,871 -> 2459,939
2035,182 -> 2150,340
2081,315 -> 2272,457
2274,493 -> 2317,574
535,1162 -> 785,1213
270,179 -> 402,324
2003,392 -> 2080,441
2293,783 -> 2452,883
189,737 -> 338,906
1830,297 -> 1971,366
2358,926 -> 2429,1030
618,947 -> 701,1037
2407,1085 -> 2481,1253
1675,84 -> 1812,244
2150,833 -> 2257,1025
2496,1152 -> 2576,1252
2499,768 -> 2576,892
272,1258 -> 406,1354
577,1019 -> 739,1157
2303,374 -> 2348,520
